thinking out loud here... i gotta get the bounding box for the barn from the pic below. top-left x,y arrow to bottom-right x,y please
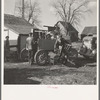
81,26 -> 97,40
54,21 -> 79,42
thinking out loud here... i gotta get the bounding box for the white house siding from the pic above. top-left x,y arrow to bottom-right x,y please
4,26 -> 19,51
4,27 -> 8,40
4,27 -> 18,41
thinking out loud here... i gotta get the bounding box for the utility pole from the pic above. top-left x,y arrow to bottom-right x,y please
22,0 -> 24,18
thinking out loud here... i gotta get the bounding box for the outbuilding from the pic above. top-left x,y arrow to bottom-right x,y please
4,14 -> 34,51
54,21 -> 79,42
81,26 -> 97,40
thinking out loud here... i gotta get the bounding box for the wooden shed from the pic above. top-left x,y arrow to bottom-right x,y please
81,26 -> 97,40
55,21 -> 78,42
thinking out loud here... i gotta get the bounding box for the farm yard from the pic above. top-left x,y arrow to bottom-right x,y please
4,42 -> 97,85
4,3 -> 97,85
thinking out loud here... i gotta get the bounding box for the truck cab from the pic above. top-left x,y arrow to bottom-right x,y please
79,35 -> 97,60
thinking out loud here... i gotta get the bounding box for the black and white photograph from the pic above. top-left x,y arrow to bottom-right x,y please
4,0 -> 97,85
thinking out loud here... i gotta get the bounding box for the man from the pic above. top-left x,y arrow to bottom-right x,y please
55,35 -> 71,64
46,32 -> 52,39
26,33 -> 34,65
4,36 -> 10,62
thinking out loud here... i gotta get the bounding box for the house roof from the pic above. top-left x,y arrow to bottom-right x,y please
81,26 -> 97,35
55,21 -> 78,33
4,14 -> 34,34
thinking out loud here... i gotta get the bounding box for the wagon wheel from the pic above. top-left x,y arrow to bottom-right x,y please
20,48 -> 28,61
35,50 -> 48,66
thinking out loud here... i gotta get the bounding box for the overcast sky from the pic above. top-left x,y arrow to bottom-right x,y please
4,0 -> 97,33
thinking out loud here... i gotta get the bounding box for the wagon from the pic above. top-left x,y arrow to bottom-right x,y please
17,29 -> 56,65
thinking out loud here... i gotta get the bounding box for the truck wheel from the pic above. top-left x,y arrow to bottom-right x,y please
35,50 -> 48,66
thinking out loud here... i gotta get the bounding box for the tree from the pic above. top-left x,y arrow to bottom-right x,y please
51,0 -> 92,30
14,0 -> 41,26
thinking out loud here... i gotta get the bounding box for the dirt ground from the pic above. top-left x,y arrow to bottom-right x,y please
4,56 -> 97,85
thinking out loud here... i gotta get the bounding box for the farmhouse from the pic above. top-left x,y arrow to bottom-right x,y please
4,14 -> 34,47
81,26 -> 97,39
54,21 -> 78,42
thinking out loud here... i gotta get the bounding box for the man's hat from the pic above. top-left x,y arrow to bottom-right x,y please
6,36 -> 9,38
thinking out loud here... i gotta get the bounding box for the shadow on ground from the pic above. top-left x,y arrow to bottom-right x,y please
74,57 -> 96,67
4,56 -> 96,84
4,68 -> 41,84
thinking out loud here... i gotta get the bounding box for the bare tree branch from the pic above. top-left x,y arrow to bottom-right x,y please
51,0 -> 92,30
14,0 -> 41,26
